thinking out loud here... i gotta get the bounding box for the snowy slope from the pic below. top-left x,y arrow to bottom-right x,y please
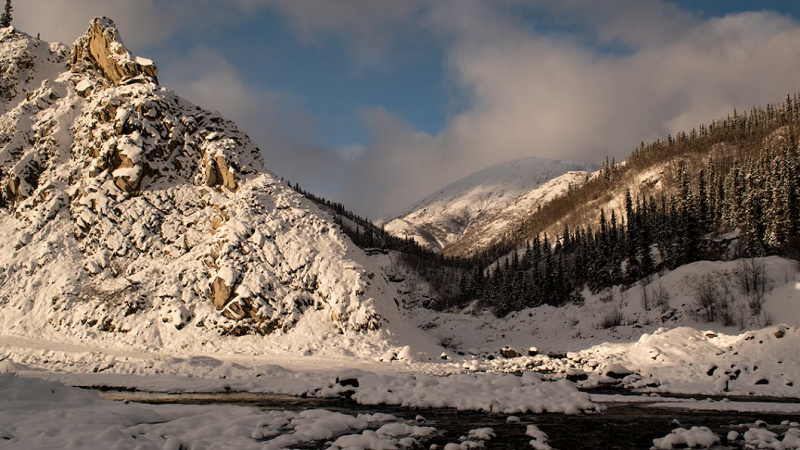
443,170 -> 591,257
0,19 -> 438,357
384,157 -> 597,251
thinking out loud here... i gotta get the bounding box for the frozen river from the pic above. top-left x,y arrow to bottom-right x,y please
97,389 -> 800,449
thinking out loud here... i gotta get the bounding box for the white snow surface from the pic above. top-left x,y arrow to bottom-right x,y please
653,426 -> 720,449
0,21 -> 439,359
385,157 -> 596,251
446,170 -> 592,256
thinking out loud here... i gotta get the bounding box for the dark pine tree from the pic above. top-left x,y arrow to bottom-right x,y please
0,0 -> 12,28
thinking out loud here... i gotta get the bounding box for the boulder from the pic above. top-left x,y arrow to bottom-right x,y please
500,346 -> 520,358
210,276 -> 233,310
603,363 -> 634,380
205,155 -> 237,190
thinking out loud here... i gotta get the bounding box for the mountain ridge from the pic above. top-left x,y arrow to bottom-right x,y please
384,156 -> 597,252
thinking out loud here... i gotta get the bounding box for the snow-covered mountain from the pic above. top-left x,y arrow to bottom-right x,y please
0,19 -> 431,354
385,157 -> 597,252
442,170 -> 591,256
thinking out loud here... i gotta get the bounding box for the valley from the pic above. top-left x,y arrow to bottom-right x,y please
3,8 -> 800,450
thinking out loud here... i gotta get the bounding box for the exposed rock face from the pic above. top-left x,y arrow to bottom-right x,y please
206,154 -> 237,190
210,273 -> 235,310
70,17 -> 158,86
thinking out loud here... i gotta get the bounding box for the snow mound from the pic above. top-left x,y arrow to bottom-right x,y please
576,324 -> 800,396
343,370 -> 598,414
653,426 -> 719,449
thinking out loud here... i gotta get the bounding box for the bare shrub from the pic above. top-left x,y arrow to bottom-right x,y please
651,282 -> 671,312
641,282 -> 650,311
597,308 -> 625,329
737,258 -> 768,316
737,258 -> 767,295
693,277 -> 720,323
748,292 -> 766,317
718,284 -> 735,327
735,301 -> 749,330
438,334 -> 461,350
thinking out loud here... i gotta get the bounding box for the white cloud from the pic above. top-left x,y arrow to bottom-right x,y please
15,0 -> 178,49
159,47 -> 354,197
257,0 -> 425,70
13,1 -> 800,220
341,4 -> 800,218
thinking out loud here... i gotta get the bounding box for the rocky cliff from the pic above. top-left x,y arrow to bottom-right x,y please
0,19 -> 409,352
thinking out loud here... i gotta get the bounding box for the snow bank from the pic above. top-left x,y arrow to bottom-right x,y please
342,370 -> 598,414
653,426 -> 719,449
574,324 -> 800,396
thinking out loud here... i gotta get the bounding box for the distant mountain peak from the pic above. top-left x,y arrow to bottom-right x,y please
385,156 -> 597,251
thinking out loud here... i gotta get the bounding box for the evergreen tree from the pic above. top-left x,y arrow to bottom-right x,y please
0,0 -> 12,28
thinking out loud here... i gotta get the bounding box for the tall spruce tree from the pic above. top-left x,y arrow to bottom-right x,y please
0,0 -> 11,28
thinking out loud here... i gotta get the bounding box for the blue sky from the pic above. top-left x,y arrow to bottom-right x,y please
17,1 -> 800,217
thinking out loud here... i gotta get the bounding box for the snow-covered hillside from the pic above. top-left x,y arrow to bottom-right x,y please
384,157 -> 596,251
0,19 -> 436,356
443,170 -> 590,257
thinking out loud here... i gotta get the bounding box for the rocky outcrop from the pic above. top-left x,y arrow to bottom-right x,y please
0,18 -> 392,345
206,155 -> 237,190
70,17 -> 158,86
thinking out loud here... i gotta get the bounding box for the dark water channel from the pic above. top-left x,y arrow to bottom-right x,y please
97,390 -> 800,449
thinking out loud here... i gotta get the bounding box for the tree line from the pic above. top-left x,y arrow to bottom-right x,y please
292,92 -> 800,316
289,182 -> 471,301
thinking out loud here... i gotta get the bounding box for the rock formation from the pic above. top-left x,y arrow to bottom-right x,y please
0,18 -> 395,349
70,17 -> 158,86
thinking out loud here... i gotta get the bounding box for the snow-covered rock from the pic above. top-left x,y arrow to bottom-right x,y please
70,17 -> 158,86
0,19 -> 423,353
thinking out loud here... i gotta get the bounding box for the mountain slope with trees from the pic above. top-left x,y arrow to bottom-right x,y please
463,94 -> 800,317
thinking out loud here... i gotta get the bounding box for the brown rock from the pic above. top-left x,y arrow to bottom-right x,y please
205,155 -> 237,190
215,155 -> 236,190
70,17 -> 158,86
210,276 -> 233,310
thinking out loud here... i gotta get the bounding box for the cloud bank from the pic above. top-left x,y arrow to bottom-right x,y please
344,2 -> 800,217
14,1 -> 800,219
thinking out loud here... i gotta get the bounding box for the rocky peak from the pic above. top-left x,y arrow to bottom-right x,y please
0,18 -> 397,344
70,17 -> 158,86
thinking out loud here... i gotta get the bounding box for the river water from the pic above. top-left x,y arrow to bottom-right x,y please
97,390 -> 800,449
